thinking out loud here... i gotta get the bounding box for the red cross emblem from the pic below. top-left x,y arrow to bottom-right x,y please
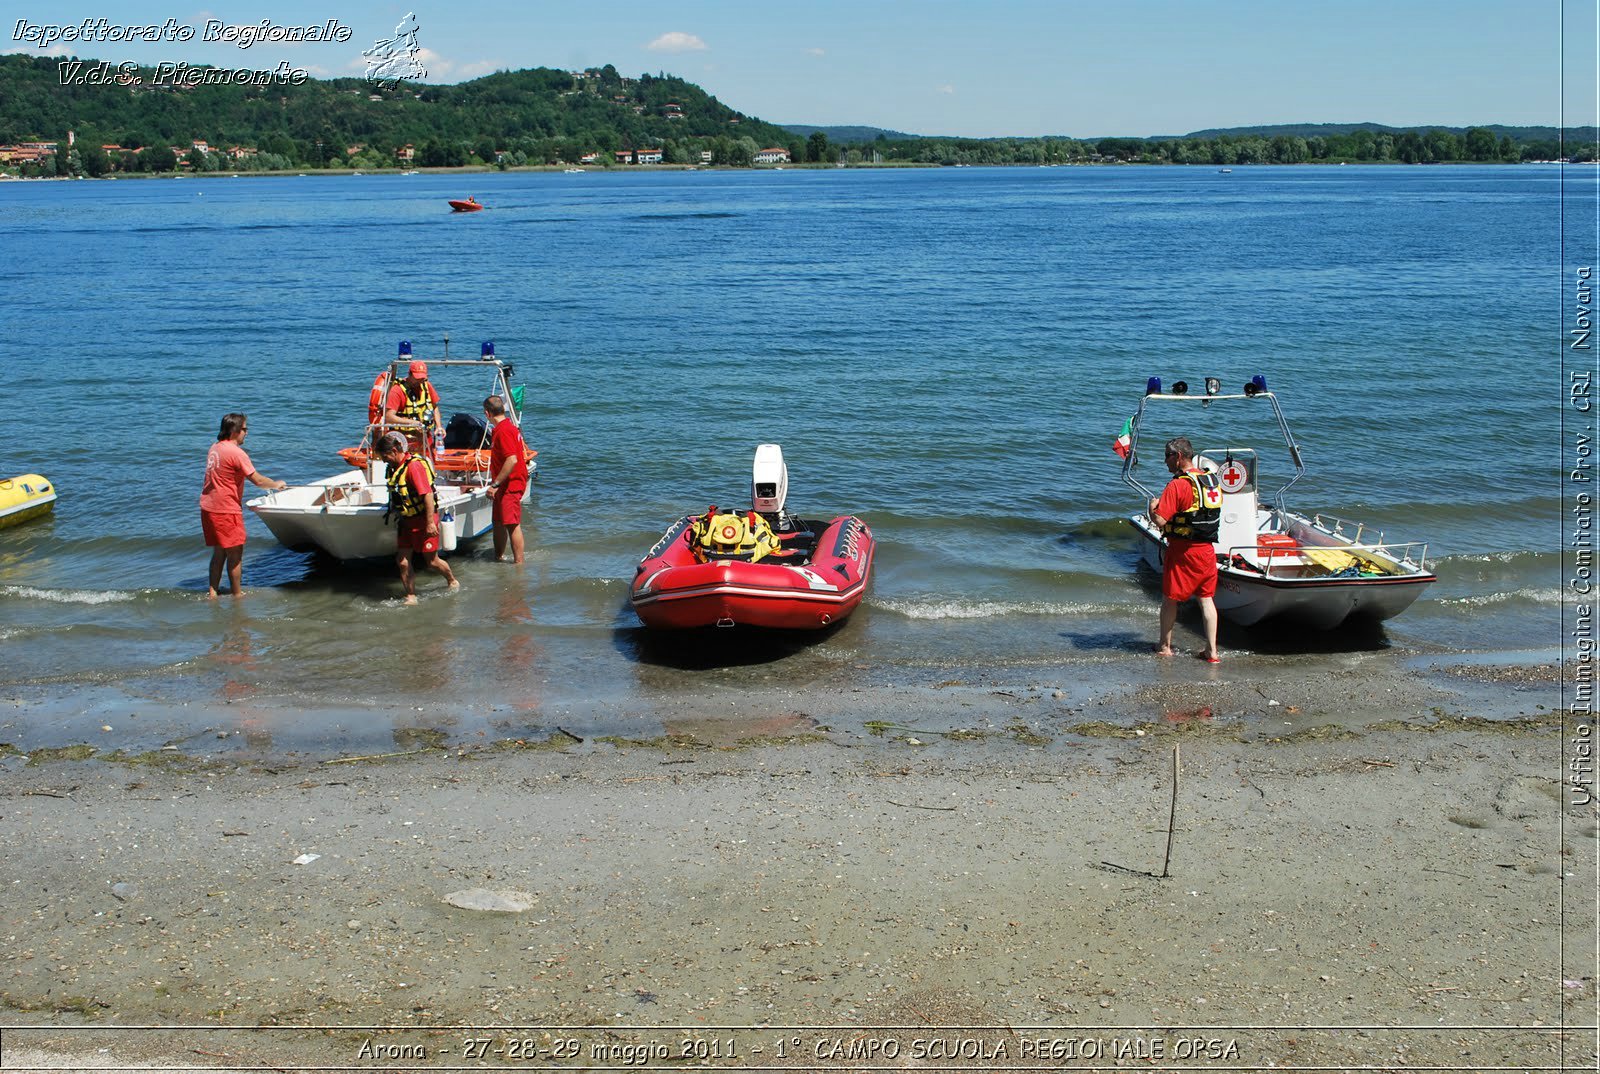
1219,462 -> 1248,493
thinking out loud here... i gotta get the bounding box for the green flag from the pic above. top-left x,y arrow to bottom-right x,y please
1113,416 -> 1133,459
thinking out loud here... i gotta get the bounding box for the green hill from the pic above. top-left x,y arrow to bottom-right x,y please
1174,122 -> 1597,144
781,124 -> 919,142
2,51 -> 1593,174
0,53 -> 799,169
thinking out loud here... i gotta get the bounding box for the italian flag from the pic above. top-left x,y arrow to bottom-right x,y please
1112,415 -> 1134,459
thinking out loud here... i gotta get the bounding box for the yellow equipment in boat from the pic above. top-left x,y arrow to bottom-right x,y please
1300,545 -> 1400,576
0,474 -> 56,529
692,509 -> 781,563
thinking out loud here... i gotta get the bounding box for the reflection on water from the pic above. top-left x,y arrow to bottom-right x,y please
494,573 -> 545,721
209,603 -> 259,704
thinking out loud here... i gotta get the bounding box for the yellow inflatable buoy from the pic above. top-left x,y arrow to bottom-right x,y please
0,474 -> 56,529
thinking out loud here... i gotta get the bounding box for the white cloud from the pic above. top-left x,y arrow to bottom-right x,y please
937,84 -> 955,94
340,48 -> 492,82
804,47 -> 825,57
413,46 -> 450,77
646,32 -> 708,53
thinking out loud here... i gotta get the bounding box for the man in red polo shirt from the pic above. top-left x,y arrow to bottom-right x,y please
483,394 -> 528,564
1149,437 -> 1222,663
382,360 -> 442,456
200,412 -> 287,598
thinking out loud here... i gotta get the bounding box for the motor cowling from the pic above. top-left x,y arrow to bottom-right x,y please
752,444 -> 787,515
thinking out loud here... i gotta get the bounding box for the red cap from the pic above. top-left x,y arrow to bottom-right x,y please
408,361 -> 428,379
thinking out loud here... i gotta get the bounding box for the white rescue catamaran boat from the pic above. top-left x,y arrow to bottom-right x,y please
1121,375 -> 1436,629
249,341 -> 533,561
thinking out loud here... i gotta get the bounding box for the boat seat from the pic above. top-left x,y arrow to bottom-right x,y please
1300,547 -> 1357,573
702,549 -> 765,563
775,531 -> 816,553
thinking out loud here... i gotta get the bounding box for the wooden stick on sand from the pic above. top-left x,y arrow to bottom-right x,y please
1161,744 -> 1180,878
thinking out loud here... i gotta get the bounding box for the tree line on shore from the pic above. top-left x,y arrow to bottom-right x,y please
2,53 -> 1592,177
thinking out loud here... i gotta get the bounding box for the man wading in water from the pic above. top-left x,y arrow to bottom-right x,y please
1148,436 -> 1222,663
376,431 -> 459,604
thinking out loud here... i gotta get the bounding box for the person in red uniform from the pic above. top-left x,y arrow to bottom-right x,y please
200,412 -> 287,599
376,431 -> 459,604
382,360 -> 442,456
1149,437 -> 1222,663
483,394 -> 528,564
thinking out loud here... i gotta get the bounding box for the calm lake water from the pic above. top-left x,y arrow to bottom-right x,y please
0,164 -> 1574,751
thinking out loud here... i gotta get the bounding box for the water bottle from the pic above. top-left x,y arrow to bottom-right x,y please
432,427 -> 444,456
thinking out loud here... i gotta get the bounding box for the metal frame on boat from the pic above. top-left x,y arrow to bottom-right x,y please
248,343 -> 532,561
1121,377 -> 1436,629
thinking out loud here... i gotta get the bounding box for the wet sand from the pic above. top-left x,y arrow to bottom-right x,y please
0,662 -> 1594,1072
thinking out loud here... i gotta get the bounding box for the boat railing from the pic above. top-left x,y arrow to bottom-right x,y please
1311,512 -> 1374,544
355,417 -> 496,486
1230,536 -> 1431,575
1223,542 -> 1316,577
1233,544 -> 1302,577
1310,514 -> 1429,570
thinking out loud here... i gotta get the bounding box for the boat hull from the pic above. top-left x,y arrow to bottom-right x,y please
1131,514 -> 1434,629
0,474 -> 56,530
248,470 -> 496,561
632,516 -> 874,630
448,200 -> 483,212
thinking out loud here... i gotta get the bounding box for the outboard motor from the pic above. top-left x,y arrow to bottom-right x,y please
752,443 -> 796,531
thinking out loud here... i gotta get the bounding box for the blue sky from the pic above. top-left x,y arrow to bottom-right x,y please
9,1 -> 1596,136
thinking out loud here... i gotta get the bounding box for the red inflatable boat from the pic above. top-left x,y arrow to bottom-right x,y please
448,198 -> 483,212
630,445 -> 874,630
632,511 -> 874,630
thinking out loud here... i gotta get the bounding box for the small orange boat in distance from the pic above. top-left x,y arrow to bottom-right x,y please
448,197 -> 483,212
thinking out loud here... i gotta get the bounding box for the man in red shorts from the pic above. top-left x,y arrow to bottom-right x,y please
201,412 -> 288,598
1149,437 -> 1223,663
376,431 -> 459,604
483,394 -> 528,564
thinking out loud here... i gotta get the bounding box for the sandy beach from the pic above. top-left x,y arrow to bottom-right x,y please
0,656 -> 1593,1072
